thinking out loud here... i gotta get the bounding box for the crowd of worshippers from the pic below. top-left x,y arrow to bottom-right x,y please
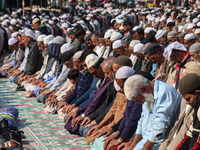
0,3 -> 200,150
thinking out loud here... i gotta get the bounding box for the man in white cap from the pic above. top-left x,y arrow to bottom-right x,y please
112,40 -> 126,56
16,29 -> 44,89
155,30 -> 169,48
1,38 -> 18,72
189,42 -> 200,62
121,74 -> 181,150
184,33 -> 197,49
32,18 -> 49,35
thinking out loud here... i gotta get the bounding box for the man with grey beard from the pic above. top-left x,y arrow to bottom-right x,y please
118,74 -> 182,150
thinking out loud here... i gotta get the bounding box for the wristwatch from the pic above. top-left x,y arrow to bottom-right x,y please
81,113 -> 86,118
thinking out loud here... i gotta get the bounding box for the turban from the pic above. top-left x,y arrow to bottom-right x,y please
179,73 -> 200,95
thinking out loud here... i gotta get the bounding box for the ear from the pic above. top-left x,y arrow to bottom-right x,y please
140,86 -> 148,93
195,90 -> 200,97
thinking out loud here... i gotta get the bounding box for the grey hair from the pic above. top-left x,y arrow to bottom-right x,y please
124,74 -> 150,100
101,57 -> 116,70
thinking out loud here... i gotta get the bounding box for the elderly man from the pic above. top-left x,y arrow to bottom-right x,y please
184,33 -> 197,50
112,40 -> 126,56
155,30 -> 169,48
167,31 -> 179,44
189,42 -> 200,62
120,74 -> 182,150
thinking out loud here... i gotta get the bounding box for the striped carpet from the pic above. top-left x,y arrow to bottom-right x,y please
0,79 -> 90,150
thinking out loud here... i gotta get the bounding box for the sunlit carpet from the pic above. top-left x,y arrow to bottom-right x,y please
0,79 -> 90,150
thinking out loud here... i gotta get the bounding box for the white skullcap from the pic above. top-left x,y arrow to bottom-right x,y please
1,20 -> 8,26
11,32 -> 19,38
187,23 -> 195,29
88,14 -> 94,17
62,14 -> 68,18
73,51 -> 83,59
25,29 -> 36,40
85,54 -> 100,68
197,22 -> 200,27
129,40 -> 140,48
52,17 -> 57,20
195,28 -> 200,34
163,41 -> 187,60
133,43 -> 144,53
193,18 -> 199,24
110,32 -> 123,41
51,36 -> 66,44
184,33 -> 196,40
116,66 -> 135,79
61,23 -> 69,29
132,26 -> 140,31
167,18 -> 174,24
189,42 -> 200,53
112,40 -> 122,49
155,30 -> 165,40
37,34 -> 46,42
114,79 -> 121,91
61,43 -> 74,53
48,20 -> 54,25
43,35 -> 54,45
160,17 -> 166,22
116,19 -> 124,24
10,19 -> 17,25
144,27 -> 153,34
8,38 -> 18,46
104,30 -> 114,39
178,26 -> 184,33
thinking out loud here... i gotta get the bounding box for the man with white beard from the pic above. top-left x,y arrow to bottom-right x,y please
118,74 -> 182,150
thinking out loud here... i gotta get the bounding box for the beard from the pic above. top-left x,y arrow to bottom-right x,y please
142,93 -> 154,111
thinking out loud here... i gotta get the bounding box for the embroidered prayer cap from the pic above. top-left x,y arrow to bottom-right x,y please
8,38 -> 18,46
129,40 -> 140,48
104,29 -> 115,39
184,33 -> 196,40
43,35 -> 54,45
110,32 -> 123,41
112,40 -> 122,49
11,32 -> 19,38
155,30 -> 166,40
37,34 -> 46,42
121,35 -> 133,45
189,42 -> 200,53
187,23 -> 195,29
167,30 -> 178,38
32,18 -> 40,24
73,51 -> 83,59
116,66 -> 135,79
51,36 -> 66,45
85,54 -> 100,68
60,43 -> 74,53
133,43 -> 144,53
